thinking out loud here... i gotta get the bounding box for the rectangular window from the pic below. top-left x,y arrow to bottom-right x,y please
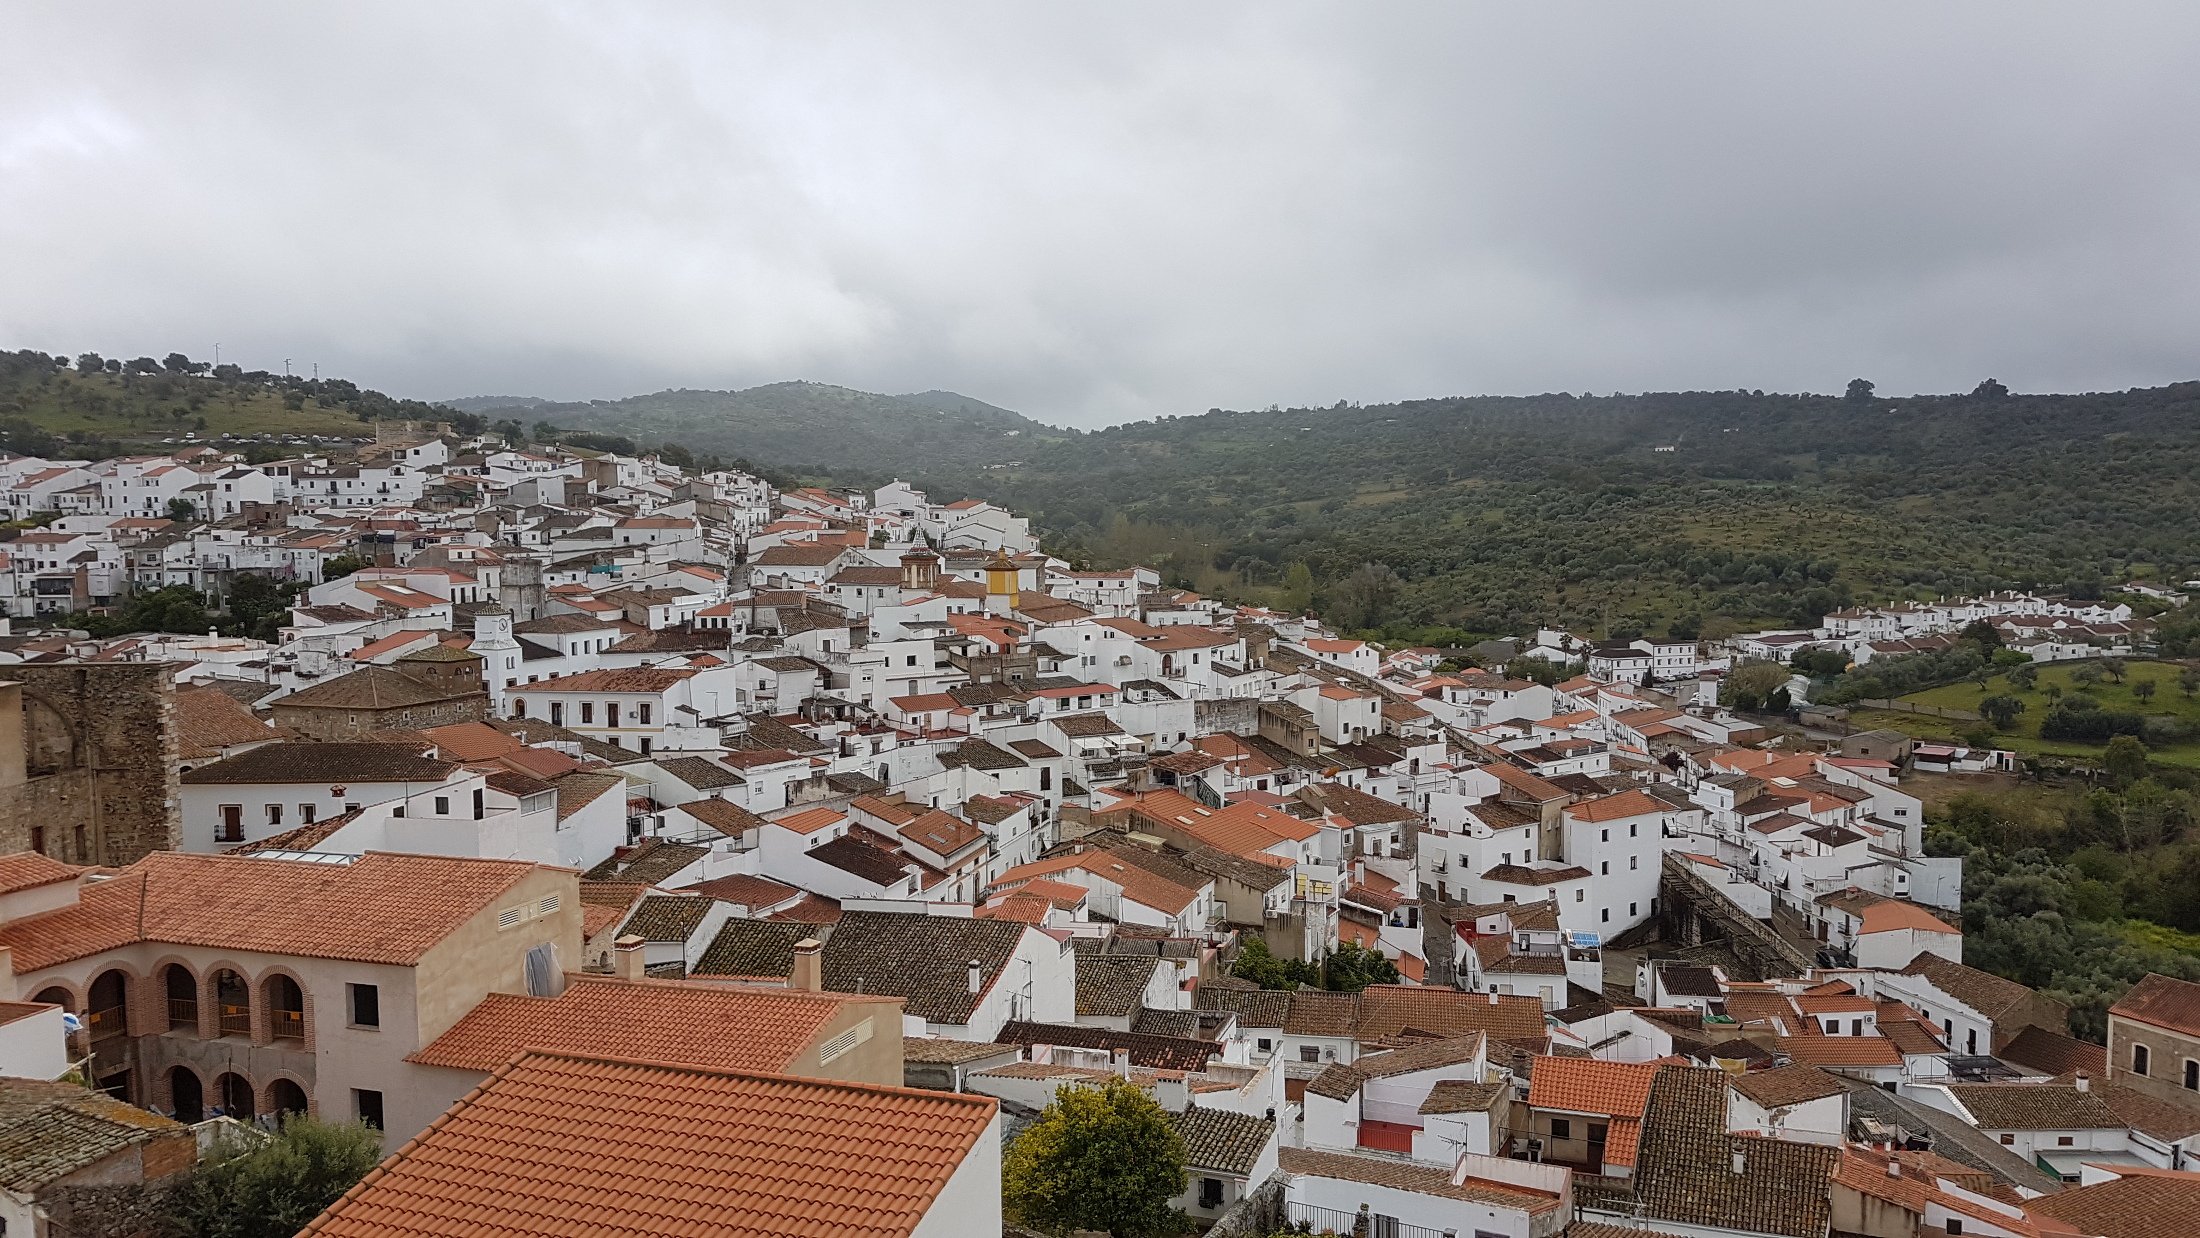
1852,1019 -> 1865,1036
549,701 -> 564,726
433,796 -> 449,816
301,803 -> 317,824
1299,1046 -> 1320,1063
2186,1058 -> 2198,1091
354,1088 -> 385,1130
265,804 -> 283,826
579,702 -> 594,724
607,703 -> 620,727
217,806 -> 243,843
1198,1178 -> 1223,1209
1551,1118 -> 1572,1140
2134,1044 -> 2150,1075
350,983 -> 381,1027
638,703 -> 651,725
2057,1136 -> 2074,1146
1257,1038 -> 1273,1053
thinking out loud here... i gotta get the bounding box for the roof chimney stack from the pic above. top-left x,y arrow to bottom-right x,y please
2075,1072 -> 2090,1092
614,933 -> 646,983
1886,1158 -> 1901,1179
967,958 -> 983,995
1731,1150 -> 1747,1175
792,938 -> 823,992
1113,1048 -> 1130,1078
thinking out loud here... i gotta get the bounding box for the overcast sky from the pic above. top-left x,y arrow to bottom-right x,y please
6,4 -> 2200,426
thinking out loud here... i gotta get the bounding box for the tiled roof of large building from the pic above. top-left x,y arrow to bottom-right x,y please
179,741 -> 456,784
301,1051 -> 996,1238
0,850 -> 538,973
174,684 -> 286,760
1998,1025 -> 2107,1078
1898,950 -> 2046,1023
1275,1148 -> 1564,1213
1359,986 -> 1546,1042
274,664 -> 481,709
1528,1055 -> 1661,1117
619,894 -> 716,942
1194,984 -> 1292,1029
0,852 -> 83,897
2110,972 -> 2200,1038
406,976 -> 890,1073
1727,1064 -> 1847,1110
1171,1107 -> 1274,1176
820,912 -> 1028,1025
1630,1066 -> 1838,1238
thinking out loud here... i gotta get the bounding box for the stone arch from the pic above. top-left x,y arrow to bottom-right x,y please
29,981 -> 78,1012
19,686 -> 83,776
262,1075 -> 310,1121
165,1064 -> 206,1123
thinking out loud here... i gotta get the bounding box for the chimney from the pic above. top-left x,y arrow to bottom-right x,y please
1731,1150 -> 1747,1174
792,938 -> 823,992
1113,1048 -> 1130,1078
967,959 -> 983,995
1886,1158 -> 1901,1179
614,933 -> 646,982
2075,1072 -> 2090,1092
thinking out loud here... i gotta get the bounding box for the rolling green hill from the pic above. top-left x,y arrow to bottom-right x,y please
450,381 -> 1068,475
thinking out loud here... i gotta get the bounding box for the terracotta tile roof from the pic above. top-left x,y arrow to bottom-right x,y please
1948,1082 -> 2125,1130
1775,1034 -> 1903,1067
691,918 -> 816,980
1076,955 -> 1162,1019
1566,789 -> 1664,823
1195,985 -> 1292,1029
0,853 -> 83,897
1283,990 -> 1360,1037
1419,1079 -> 1507,1115
1307,1035 -> 1487,1100
302,1050 -> 996,1238
275,664 -> 480,709
1359,986 -> 1546,1042
173,685 -> 286,759
2109,972 -> 2200,1038
619,894 -> 715,942
507,668 -> 696,693
0,1076 -> 192,1193
685,873 -> 800,910
582,839 -> 710,885
0,850 -> 537,973
820,912 -> 1026,1025
179,741 -> 455,785
2026,1172 -> 2200,1238
1171,1106 -> 1274,1176
1878,1019 -> 1948,1056
406,975 -> 888,1073
1275,1148 -> 1564,1213
1898,951 -> 2043,1024
553,771 -> 625,821
655,754 -> 747,790
898,810 -> 985,857
1528,1055 -> 1660,1117
990,853 -> 1201,916
677,798 -> 771,839
1727,1064 -> 1846,1109
994,1021 -> 1219,1071
1998,1025 -> 2106,1078
1631,1067 -> 1838,1238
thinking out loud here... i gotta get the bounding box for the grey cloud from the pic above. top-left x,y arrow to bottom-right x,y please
4,2 -> 2200,425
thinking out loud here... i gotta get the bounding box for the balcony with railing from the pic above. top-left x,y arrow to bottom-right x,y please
86,1006 -> 126,1041
1287,1201 -> 1448,1238
167,999 -> 198,1031
218,1004 -> 252,1036
272,1010 -> 305,1040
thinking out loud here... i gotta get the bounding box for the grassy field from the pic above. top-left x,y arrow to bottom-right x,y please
1856,659 -> 2200,768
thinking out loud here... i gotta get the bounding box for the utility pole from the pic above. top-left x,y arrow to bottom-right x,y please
214,343 -> 220,367
284,359 -> 291,376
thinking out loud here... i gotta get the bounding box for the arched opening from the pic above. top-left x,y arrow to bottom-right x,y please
164,965 -> 198,1031
215,1072 -> 254,1120
87,969 -> 129,1041
266,1078 -> 309,1120
30,985 -> 72,1011
266,974 -> 304,1041
214,970 -> 250,1037
169,1067 -> 204,1123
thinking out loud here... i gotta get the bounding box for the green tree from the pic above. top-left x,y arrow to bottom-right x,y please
2008,662 -> 2040,692
166,497 -> 197,523
2133,679 -> 2158,705
1978,694 -> 2026,730
1961,619 -> 2003,650
1724,660 -> 1789,710
1003,1077 -> 1188,1238
1326,562 -> 1402,631
2104,735 -> 2150,789
320,554 -> 370,581
1322,940 -> 1401,992
1231,937 -> 1319,990
2071,664 -> 2104,689
116,585 -> 212,635
1958,722 -> 1999,750
2101,657 -> 2129,683
1281,561 -> 1313,609
169,1116 -> 384,1238
1845,378 -> 1876,402
225,572 -> 304,641
2181,665 -> 2200,699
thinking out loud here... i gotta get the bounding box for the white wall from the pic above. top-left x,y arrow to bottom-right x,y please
907,1111 -> 1004,1238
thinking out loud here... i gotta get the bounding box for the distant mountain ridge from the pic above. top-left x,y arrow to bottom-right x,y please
452,380 -> 1062,473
